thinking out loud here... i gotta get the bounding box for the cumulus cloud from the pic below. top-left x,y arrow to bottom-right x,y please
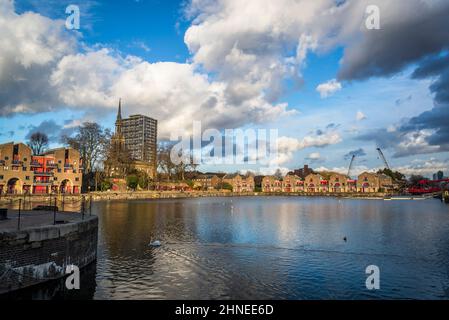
356,111 -> 367,121
0,0 -> 294,139
274,128 -> 342,166
396,158 -> 449,177
316,79 -> 342,98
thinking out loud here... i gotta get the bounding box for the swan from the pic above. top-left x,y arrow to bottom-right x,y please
149,239 -> 161,247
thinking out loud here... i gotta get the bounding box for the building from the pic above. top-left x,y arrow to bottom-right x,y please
282,174 -> 303,192
289,165 -> 313,179
437,171 -> 444,180
222,174 -> 255,192
262,176 -> 282,192
105,100 -> 157,179
304,173 -> 326,192
357,172 -> 393,193
0,142 -> 82,195
193,174 -> 222,190
329,173 -> 349,193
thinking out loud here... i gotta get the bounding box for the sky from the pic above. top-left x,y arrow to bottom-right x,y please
0,0 -> 448,178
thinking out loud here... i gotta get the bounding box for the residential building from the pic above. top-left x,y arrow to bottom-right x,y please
357,172 -> 393,193
262,176 -> 282,192
282,174 -> 303,192
329,173 -> 349,193
105,100 -> 157,179
223,174 -> 255,192
193,174 -> 222,190
0,142 -> 82,194
305,173 -> 326,192
289,165 -> 313,179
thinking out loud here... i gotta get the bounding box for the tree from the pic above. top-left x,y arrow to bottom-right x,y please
274,169 -> 283,179
157,143 -> 176,181
27,132 -> 49,155
127,175 -> 139,190
221,182 -> 233,191
62,122 -> 110,174
408,175 -> 426,186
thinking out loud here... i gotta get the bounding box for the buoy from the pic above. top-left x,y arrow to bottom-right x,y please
343,237 -> 347,242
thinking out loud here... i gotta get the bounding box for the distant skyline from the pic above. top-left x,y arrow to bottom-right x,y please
1,0 -> 448,178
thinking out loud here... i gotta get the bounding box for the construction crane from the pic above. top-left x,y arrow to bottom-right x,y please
347,154 -> 355,178
376,147 -> 391,170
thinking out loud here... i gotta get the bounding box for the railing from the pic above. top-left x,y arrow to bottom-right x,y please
5,194 -> 94,231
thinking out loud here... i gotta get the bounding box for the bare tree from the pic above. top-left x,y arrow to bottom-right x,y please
157,143 -> 176,181
27,132 -> 49,155
62,122 -> 110,174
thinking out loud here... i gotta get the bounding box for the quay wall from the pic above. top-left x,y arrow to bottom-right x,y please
0,191 -> 390,204
0,216 -> 98,295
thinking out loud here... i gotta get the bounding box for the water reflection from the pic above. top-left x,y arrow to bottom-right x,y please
5,196 -> 449,299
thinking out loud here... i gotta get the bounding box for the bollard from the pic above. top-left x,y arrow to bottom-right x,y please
53,197 -> 57,225
81,196 -> 85,220
18,199 -> 22,230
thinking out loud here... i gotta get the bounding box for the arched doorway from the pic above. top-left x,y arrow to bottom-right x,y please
333,182 -> 341,193
362,182 -> 370,193
60,179 -> 73,194
308,183 -> 315,192
7,178 -> 22,194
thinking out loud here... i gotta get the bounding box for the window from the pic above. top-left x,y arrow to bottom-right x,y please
24,158 -> 27,162
54,177 -> 58,181
75,177 -> 79,182
0,175 -> 3,179
5,156 -> 8,160
26,176 -> 30,180
22,167 -> 27,171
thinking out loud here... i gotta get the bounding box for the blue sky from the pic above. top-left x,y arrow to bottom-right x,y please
1,0 -> 448,177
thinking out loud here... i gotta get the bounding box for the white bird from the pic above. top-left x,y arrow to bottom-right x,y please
149,240 -> 161,247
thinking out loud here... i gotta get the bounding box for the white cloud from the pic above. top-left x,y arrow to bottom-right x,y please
273,130 -> 342,166
396,158 -> 449,177
306,152 -> 321,160
356,111 -> 367,121
316,79 -> 342,98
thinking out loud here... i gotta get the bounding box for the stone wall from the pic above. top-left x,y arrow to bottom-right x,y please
0,216 -> 98,294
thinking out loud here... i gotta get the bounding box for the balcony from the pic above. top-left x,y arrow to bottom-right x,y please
34,171 -> 53,176
33,181 -> 53,186
30,161 -> 42,167
46,162 -> 58,168
0,160 -> 5,165
11,160 -> 23,166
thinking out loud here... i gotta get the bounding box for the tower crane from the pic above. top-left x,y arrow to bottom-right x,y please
376,148 -> 391,170
347,154 -> 355,178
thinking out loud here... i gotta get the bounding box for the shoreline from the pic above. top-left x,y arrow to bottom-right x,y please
0,191 -> 404,205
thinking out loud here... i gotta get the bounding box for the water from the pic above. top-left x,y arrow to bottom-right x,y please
7,197 -> 449,299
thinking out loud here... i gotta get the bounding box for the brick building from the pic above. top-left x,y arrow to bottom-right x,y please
305,173 -> 326,192
357,172 -> 393,193
329,173 -> 349,193
282,174 -> 303,192
193,174 -> 222,190
0,142 -> 82,195
262,176 -> 282,192
222,174 -> 255,192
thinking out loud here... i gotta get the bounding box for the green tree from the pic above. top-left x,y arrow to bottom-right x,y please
100,180 -> 112,191
127,175 -> 139,190
221,182 -> 233,191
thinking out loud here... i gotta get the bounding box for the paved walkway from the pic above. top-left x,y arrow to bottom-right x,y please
0,210 -> 88,232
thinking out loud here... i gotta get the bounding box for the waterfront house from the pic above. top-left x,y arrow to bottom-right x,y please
329,173 -> 350,193
282,174 -> 302,193
305,173 -> 324,192
0,142 -> 82,195
357,172 -> 393,193
193,174 -> 222,190
223,174 -> 255,192
262,176 -> 282,192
